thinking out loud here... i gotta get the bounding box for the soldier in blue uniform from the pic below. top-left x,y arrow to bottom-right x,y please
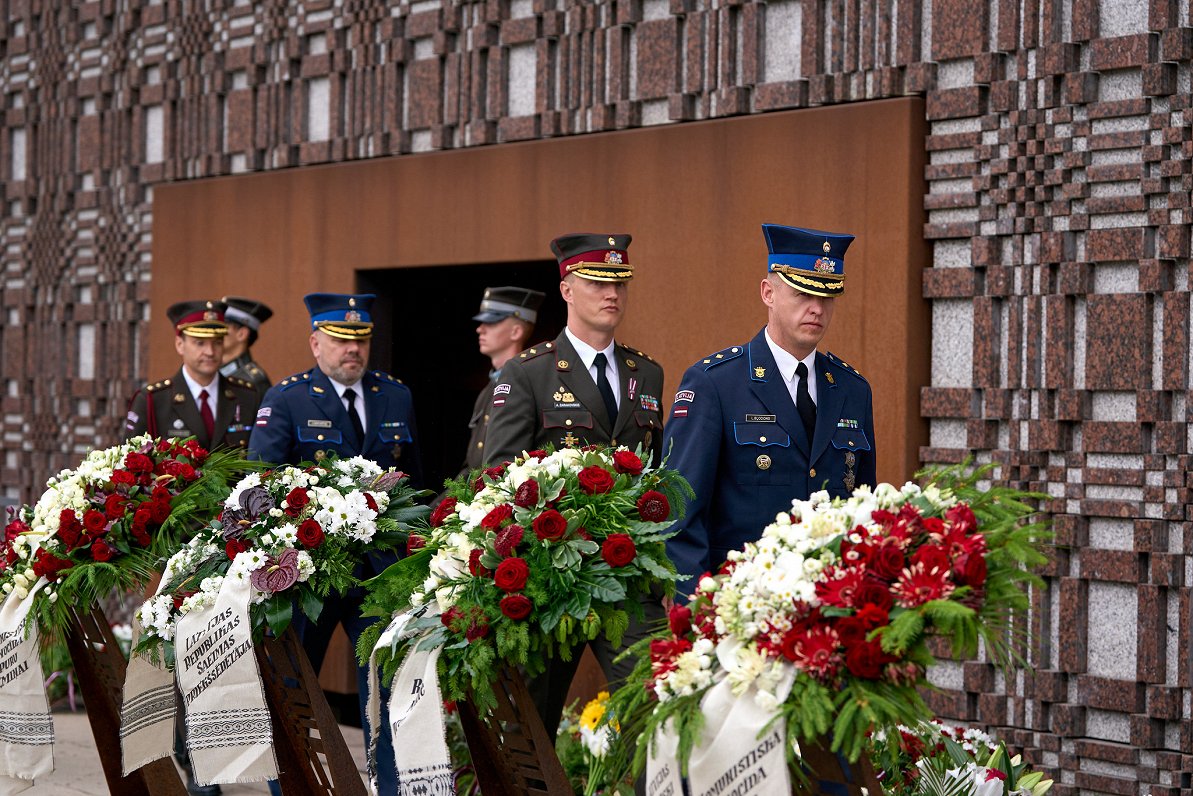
248,292 -> 422,796
664,224 -> 876,596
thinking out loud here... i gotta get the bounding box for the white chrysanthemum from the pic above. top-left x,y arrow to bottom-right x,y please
225,472 -> 263,509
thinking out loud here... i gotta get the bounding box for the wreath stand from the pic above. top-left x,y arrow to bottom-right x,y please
254,628 -> 367,796
64,605 -> 187,796
456,665 -> 572,795
795,741 -> 884,795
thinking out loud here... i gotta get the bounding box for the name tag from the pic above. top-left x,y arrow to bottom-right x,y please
745,414 -> 776,423
307,419 -> 333,428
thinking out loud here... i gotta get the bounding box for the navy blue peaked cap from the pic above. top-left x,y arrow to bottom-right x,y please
304,293 -> 376,340
762,223 -> 854,297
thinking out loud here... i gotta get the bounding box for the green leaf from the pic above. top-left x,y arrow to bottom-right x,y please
564,590 -> 592,622
300,588 -> 324,623
265,595 -> 293,637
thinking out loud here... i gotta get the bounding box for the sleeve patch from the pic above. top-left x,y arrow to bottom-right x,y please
494,384 -> 511,395
674,390 -> 695,403
126,410 -> 140,423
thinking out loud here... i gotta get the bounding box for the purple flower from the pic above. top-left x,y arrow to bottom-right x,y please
250,548 -> 300,594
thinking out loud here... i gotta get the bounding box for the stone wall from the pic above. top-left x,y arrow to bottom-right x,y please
1,0 -> 1190,791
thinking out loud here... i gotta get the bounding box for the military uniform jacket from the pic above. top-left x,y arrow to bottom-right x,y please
248,366 -> 423,486
663,328 -> 876,595
124,369 -> 261,451
460,377 -> 497,478
220,353 -> 271,398
483,331 -> 665,466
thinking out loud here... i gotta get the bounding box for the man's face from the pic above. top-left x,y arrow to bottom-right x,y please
310,330 -> 370,384
476,316 -> 521,358
761,276 -> 835,359
560,276 -> 627,335
221,323 -> 250,363
174,334 -> 224,384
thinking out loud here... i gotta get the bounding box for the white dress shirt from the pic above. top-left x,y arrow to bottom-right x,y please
565,327 -> 621,410
328,376 -> 368,432
181,367 -> 219,418
763,327 -> 818,408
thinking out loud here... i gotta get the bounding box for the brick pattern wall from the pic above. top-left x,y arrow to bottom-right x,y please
1,0 -> 1190,791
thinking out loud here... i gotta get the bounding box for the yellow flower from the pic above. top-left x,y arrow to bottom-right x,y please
579,692 -> 609,732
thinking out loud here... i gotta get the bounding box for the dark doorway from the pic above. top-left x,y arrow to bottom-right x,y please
359,262 -> 565,494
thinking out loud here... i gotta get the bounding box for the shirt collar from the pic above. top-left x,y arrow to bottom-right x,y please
326,375 -> 362,399
564,327 -> 616,371
763,327 -> 816,383
180,367 -> 218,404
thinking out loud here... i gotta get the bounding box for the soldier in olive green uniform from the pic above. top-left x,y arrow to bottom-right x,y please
458,286 -> 544,479
124,300 -> 261,453
483,233 -> 666,738
219,296 -> 273,397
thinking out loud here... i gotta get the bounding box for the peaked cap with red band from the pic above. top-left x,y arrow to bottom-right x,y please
167,300 -> 229,338
550,232 -> 634,282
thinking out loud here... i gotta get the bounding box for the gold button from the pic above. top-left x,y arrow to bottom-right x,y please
809,468 -> 816,478
611,438 -> 618,446
759,436 -> 767,443
477,441 -> 483,449
317,434 -> 325,441
484,414 -> 489,422
756,454 -> 772,470
565,419 -> 572,426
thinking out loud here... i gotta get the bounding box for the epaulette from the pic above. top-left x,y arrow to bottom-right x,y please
824,351 -> 865,380
516,341 -> 555,362
617,342 -> 656,363
700,344 -> 746,371
372,370 -> 405,386
248,365 -> 263,376
146,378 -> 172,392
277,371 -> 313,390
226,376 -> 254,390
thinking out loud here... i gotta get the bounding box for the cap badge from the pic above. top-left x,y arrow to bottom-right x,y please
204,310 -> 218,320
814,257 -> 836,273
607,236 -> 616,245
604,251 -> 623,264
348,297 -> 357,307
822,240 -> 831,253
345,310 -> 362,322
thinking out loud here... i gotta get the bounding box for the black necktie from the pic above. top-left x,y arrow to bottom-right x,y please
593,352 -> 619,425
344,387 -> 365,444
795,362 -> 816,444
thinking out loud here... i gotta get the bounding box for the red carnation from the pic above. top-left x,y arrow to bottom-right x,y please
123,452 -> 154,473
493,557 -> 529,592
406,534 -> 427,555
90,538 -> 115,563
513,479 -> 540,508
226,538 -> 249,559
668,605 -> 692,637
429,498 -> 457,528
494,525 -> 524,557
499,594 -> 533,621
532,510 -> 568,542
636,490 -> 671,523
953,551 -> 988,587
284,487 -> 310,517
867,542 -> 905,582
577,466 -> 615,495
601,534 -> 636,567
612,450 -> 645,475
297,518 -> 325,548
83,509 -> 108,535
468,548 -> 489,577
480,504 -> 514,531
110,469 -> 136,486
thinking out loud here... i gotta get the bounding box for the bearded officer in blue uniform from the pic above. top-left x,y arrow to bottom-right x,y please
248,292 -> 422,796
664,224 -> 876,597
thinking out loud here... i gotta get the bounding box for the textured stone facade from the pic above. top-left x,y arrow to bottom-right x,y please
1,0 -> 1191,791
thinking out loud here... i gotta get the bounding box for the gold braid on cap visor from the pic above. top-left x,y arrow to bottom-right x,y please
178,324 -> 229,339
316,322 -> 374,340
565,262 -> 635,281
771,264 -> 845,297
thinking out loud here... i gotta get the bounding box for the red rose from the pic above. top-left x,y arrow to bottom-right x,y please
3,519 -> 28,543
430,497 -> 458,528
131,528 -> 151,547
83,509 -> 108,535
526,450 -> 548,461
636,490 -> 671,523
58,521 -> 82,549
132,507 -> 153,534
493,557 -> 529,592
226,538 -> 248,559
867,542 -> 905,582
577,466 -> 616,495
921,516 -> 945,535
499,594 -> 533,620
483,464 -> 506,482
32,549 -> 73,581
953,551 -> 988,587
468,548 -> 489,576
441,606 -> 463,629
123,452 -> 154,473
465,620 -> 490,641
612,450 -> 645,475
104,494 -> 129,520
576,527 -> 592,541
110,470 -> 136,486
844,638 -> 893,679
854,587 -> 894,617
297,518 -> 325,548
601,534 -> 636,567
911,543 -> 950,575
532,510 -> 568,542
668,605 -> 692,637
480,504 -> 514,531
285,488 -> 310,517
494,525 -> 524,557
149,499 -> 172,524
90,538 -> 115,562
513,479 -> 540,508
406,534 -> 427,555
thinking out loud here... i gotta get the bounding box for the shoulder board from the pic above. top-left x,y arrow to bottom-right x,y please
824,351 -> 865,379
277,371 -> 313,390
248,365 -> 263,376
372,370 -> 405,386
516,341 -> 555,362
146,378 -> 172,393
226,376 -> 254,390
699,344 -> 746,371
616,343 -> 656,364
